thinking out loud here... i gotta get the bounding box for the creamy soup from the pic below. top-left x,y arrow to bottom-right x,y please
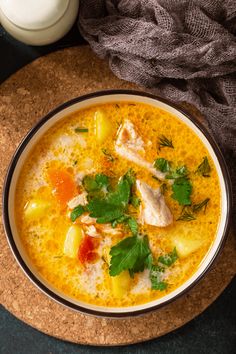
15,102 -> 221,307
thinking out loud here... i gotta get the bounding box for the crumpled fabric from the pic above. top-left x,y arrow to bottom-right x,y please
79,0 -> 236,220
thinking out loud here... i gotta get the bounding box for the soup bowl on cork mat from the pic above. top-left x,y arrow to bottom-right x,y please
0,46 -> 235,346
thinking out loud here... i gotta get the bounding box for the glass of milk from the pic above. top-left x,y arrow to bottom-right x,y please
0,0 -> 79,45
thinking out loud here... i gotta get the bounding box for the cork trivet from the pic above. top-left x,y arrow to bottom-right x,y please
0,46 -> 235,346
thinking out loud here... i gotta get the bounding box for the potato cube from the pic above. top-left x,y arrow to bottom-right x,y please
64,225 -> 83,258
24,199 -> 50,219
172,235 -> 204,258
95,109 -> 113,143
111,271 -> 130,298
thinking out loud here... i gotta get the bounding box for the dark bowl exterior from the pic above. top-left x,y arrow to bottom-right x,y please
2,90 -> 232,318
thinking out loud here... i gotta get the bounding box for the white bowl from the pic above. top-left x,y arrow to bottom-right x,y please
3,90 -> 232,317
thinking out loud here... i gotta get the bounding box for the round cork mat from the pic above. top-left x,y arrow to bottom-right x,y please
0,46 -> 235,346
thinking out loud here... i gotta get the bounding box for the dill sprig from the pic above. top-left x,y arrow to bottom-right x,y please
195,157 -> 211,177
177,208 -> 196,221
158,135 -> 174,149
192,198 -> 210,213
102,148 -> 115,162
74,127 -> 89,133
152,175 -> 161,182
177,198 -> 210,221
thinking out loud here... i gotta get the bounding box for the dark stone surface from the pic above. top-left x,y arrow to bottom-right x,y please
0,21 -> 235,353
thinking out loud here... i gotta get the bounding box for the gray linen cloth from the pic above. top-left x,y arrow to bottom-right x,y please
79,0 -> 236,219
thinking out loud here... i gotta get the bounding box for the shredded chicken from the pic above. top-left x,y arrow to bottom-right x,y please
85,225 -> 101,238
115,120 -> 165,180
79,213 -> 97,225
97,223 -> 123,236
136,180 -> 173,227
67,192 -> 88,209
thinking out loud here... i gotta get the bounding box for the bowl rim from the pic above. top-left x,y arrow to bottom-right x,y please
2,89 -> 232,318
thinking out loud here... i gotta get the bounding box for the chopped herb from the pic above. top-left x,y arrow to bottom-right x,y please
160,183 -> 168,195
171,177 -> 192,205
195,157 -> 211,177
82,170 -> 140,231
150,265 -> 167,291
109,234 -> 152,276
74,127 -> 89,133
87,173 -> 131,224
152,175 -> 161,182
154,158 -> 171,173
177,198 -> 210,221
158,135 -> 174,149
150,248 -> 178,290
71,205 -> 85,222
166,165 -> 188,179
73,160 -> 78,166
127,217 -> 139,235
130,195 -> 141,208
106,177 -> 131,207
83,174 -> 109,193
177,208 -> 196,221
192,198 -> 210,213
111,215 -> 129,228
124,168 -> 136,186
115,104 -> 120,108
102,148 -> 115,162
158,248 -> 178,267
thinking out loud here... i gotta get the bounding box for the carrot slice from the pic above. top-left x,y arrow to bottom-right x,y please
48,167 -> 77,207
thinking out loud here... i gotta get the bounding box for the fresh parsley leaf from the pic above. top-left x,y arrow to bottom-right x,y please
107,178 -> 130,207
127,217 -> 139,235
195,157 -> 211,177
158,135 -> 174,149
124,168 -> 136,186
86,172 -> 132,224
166,165 -> 188,179
111,214 -> 139,235
130,195 -> 141,208
177,208 -> 196,221
83,175 -> 98,191
109,235 -> 152,276
192,198 -> 210,213
87,198 -> 121,217
96,209 -> 125,223
154,158 -> 171,173
74,127 -> 89,133
102,148 -> 115,162
95,174 -> 109,189
150,265 -> 167,291
83,174 -> 109,193
70,205 -> 85,222
84,171 -> 140,229
111,215 -> 129,228
158,248 -> 178,266
171,177 -> 192,205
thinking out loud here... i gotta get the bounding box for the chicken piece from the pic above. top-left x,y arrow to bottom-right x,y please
85,225 -> 101,238
136,180 -> 173,227
67,192 -> 88,209
97,223 -> 123,236
79,213 -> 97,225
115,120 -> 165,180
